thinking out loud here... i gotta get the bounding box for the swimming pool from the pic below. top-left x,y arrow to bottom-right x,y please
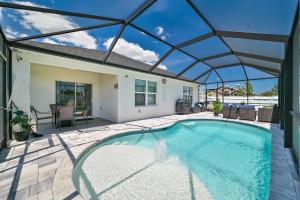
73,119 -> 271,200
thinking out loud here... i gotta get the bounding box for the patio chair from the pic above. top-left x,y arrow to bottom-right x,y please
30,105 -> 53,134
192,102 -> 206,113
229,104 -> 238,119
223,104 -> 231,118
239,105 -> 256,121
50,104 -> 58,127
258,105 -> 279,123
57,106 -> 75,128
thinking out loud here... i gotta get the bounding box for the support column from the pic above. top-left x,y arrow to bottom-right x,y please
279,75 -> 284,129
246,80 -> 249,105
216,83 -> 219,101
222,83 -> 224,104
283,38 -> 293,147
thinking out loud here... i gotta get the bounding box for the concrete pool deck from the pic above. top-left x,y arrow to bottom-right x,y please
0,112 -> 299,200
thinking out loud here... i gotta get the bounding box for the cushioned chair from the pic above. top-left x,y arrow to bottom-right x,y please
258,105 -> 279,123
223,104 -> 231,118
229,104 -> 238,119
57,106 -> 75,128
239,105 -> 256,121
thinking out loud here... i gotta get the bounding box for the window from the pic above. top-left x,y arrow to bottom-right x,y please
183,86 -> 193,103
135,79 -> 157,106
56,81 -> 92,114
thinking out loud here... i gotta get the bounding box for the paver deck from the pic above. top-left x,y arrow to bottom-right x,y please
0,112 -> 299,200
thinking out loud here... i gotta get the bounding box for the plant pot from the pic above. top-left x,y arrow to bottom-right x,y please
214,112 -> 219,116
13,130 -> 30,141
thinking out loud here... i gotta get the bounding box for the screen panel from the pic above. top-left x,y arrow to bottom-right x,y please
222,37 -> 285,59
181,36 -> 230,59
244,66 -> 275,79
1,7 -> 110,40
132,0 -> 212,45
31,24 -> 121,52
181,62 -> 210,80
206,70 -> 222,83
216,65 -> 246,81
239,56 -> 281,71
205,55 -> 240,67
192,0 -> 298,35
7,0 -> 146,19
196,70 -> 211,83
109,26 -> 171,66
156,50 -> 196,75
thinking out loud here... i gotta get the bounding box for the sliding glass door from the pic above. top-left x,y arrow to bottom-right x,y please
56,81 -> 92,115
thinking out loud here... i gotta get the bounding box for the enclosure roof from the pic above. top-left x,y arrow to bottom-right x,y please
0,0 -> 298,83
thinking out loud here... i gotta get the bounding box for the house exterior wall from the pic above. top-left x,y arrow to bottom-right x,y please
30,64 -> 118,122
12,49 -> 198,123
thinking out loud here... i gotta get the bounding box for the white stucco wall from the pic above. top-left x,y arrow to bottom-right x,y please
30,64 -> 118,122
12,49 -> 198,123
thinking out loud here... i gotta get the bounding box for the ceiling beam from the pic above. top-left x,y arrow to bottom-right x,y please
0,1 -> 124,23
215,30 -> 289,42
234,51 -> 283,64
242,63 -> 280,76
213,63 -> 241,69
193,69 -> 211,82
175,32 -> 214,49
199,52 -> 232,62
103,24 -> 126,62
103,0 -> 157,63
176,60 -> 199,78
9,22 -> 121,42
125,0 -> 157,23
214,69 -> 224,83
203,70 -> 213,83
149,48 -> 175,71
207,76 -> 278,84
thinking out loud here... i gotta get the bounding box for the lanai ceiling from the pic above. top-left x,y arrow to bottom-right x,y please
0,0 -> 298,84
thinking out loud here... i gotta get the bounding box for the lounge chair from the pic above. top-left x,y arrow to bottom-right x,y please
57,106 -> 75,128
223,104 -> 231,118
239,105 -> 256,121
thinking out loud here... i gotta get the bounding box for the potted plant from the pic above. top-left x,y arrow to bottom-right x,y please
212,100 -> 223,116
11,110 -> 31,141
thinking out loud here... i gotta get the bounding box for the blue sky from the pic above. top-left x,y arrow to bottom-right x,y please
1,0 -> 294,92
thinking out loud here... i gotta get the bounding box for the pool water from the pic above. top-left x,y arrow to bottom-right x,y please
73,120 -> 271,200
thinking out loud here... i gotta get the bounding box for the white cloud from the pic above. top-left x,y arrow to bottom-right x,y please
160,33 -> 170,41
13,1 -> 97,49
154,26 -> 170,41
5,27 -> 28,38
155,26 -> 164,36
40,38 -> 60,45
157,64 -> 167,70
103,37 -> 167,70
